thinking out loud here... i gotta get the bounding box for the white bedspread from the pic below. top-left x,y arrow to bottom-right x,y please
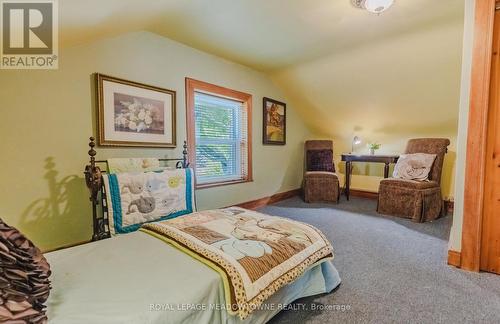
45,231 -> 340,324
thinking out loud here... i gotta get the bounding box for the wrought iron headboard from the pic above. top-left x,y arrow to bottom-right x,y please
83,137 -> 190,241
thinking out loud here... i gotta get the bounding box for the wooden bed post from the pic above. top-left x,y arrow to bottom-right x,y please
84,137 -> 104,241
182,140 -> 189,168
177,140 -> 190,169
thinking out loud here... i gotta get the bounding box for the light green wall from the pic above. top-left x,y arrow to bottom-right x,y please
0,31 -> 311,251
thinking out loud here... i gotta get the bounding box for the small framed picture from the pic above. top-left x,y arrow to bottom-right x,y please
263,97 -> 286,145
96,73 -> 176,147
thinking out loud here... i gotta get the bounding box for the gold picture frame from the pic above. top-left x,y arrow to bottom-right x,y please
96,73 -> 176,148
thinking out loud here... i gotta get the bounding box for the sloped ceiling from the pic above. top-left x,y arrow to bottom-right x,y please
60,0 -> 465,195
60,0 -> 463,71
270,17 -> 464,143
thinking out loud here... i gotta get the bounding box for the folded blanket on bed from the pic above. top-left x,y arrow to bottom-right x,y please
103,169 -> 195,234
141,207 -> 333,319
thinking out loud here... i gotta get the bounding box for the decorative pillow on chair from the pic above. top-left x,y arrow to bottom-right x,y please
103,168 -> 196,235
393,153 -> 437,181
307,149 -> 335,172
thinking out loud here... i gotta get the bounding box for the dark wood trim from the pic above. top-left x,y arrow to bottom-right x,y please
448,250 -> 462,268
234,189 -> 301,210
185,78 -> 253,189
462,0 -> 496,272
348,189 -> 379,200
341,154 -> 400,163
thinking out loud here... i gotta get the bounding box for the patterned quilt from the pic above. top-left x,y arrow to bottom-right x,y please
103,169 -> 195,234
141,207 -> 334,319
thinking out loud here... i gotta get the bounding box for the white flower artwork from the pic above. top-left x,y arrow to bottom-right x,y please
97,73 -> 176,147
114,96 -> 164,134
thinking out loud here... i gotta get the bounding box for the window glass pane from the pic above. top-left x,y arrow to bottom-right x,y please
195,143 -> 238,181
194,91 -> 243,183
195,105 -> 234,139
195,92 -> 238,140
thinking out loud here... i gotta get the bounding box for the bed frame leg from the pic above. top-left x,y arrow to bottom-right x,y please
84,136 -> 104,241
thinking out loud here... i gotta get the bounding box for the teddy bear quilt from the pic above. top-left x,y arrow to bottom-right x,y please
102,168 -> 195,234
141,207 -> 334,320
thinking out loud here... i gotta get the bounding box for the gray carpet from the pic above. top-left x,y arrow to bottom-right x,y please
258,197 -> 500,324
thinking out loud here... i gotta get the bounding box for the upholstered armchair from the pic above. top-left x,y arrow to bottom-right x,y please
377,138 -> 450,222
303,140 -> 340,203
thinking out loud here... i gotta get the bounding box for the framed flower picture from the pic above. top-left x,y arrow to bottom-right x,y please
96,73 -> 176,147
263,97 -> 286,145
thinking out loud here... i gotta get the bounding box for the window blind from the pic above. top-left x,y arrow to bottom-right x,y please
194,91 -> 248,184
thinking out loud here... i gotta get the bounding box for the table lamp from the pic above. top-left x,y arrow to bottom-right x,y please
351,136 -> 361,153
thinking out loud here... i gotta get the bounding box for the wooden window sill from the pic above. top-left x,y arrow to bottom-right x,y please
196,178 -> 253,189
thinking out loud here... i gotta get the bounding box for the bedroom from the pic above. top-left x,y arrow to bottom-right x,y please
0,0 -> 499,323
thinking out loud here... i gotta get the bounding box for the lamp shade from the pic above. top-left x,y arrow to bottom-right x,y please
351,136 -> 362,153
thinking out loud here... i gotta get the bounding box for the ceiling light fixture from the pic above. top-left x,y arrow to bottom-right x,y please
351,0 -> 394,14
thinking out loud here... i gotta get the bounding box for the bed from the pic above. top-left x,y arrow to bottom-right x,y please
43,138 -> 341,324
46,231 -> 340,324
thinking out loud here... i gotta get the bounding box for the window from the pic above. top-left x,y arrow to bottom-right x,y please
186,78 -> 252,188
